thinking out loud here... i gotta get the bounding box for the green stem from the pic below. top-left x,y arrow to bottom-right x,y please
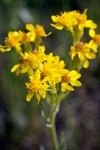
49,107 -> 59,150
47,94 -> 60,150
46,91 -> 70,150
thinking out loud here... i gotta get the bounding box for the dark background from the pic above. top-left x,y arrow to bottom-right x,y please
0,0 -> 100,150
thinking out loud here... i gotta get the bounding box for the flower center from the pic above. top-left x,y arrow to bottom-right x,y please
41,70 -> 49,79
62,74 -> 70,83
28,81 -> 41,93
75,42 -> 84,52
93,34 -> 100,44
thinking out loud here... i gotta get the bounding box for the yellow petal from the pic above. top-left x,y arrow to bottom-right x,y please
88,40 -> 97,52
51,24 -> 64,30
85,53 -> 96,59
39,89 -> 46,99
36,93 -> 41,104
11,64 -> 20,72
20,66 -> 28,73
85,20 -> 97,29
61,83 -> 74,92
0,46 -> 11,52
83,60 -> 89,68
51,16 -> 58,22
70,80 -> 82,86
35,69 -> 41,80
68,70 -> 81,80
78,52 -> 85,61
26,92 -> 34,102
39,45 -> 45,53
89,29 -> 95,37
26,24 -> 35,31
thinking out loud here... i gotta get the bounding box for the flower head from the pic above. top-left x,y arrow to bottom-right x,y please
51,11 -> 77,31
61,70 -> 81,92
69,42 -> 96,68
0,30 -> 32,54
11,45 -> 46,75
51,12 -> 68,30
35,24 -> 51,37
51,9 -> 97,43
26,24 -> 51,44
5,31 -> 22,51
89,29 -> 100,52
75,9 -> 97,31
18,30 -> 31,44
40,53 -> 66,87
51,9 -> 97,32
26,69 -> 49,103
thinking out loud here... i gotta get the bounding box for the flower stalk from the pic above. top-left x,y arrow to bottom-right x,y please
49,103 -> 59,150
44,92 -> 60,150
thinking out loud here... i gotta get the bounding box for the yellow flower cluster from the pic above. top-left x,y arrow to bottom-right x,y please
0,24 -> 51,54
1,9 -> 99,103
11,44 -> 81,103
51,9 -> 96,40
51,9 -> 100,69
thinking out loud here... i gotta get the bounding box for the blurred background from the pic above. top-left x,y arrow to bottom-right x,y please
0,0 -> 100,150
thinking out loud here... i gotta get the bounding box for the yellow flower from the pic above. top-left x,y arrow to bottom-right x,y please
61,70 -> 81,92
51,12 -> 68,30
51,11 -> 77,31
51,9 -> 97,42
75,9 -> 97,31
0,30 -> 32,53
26,24 -> 51,41
69,42 -> 96,68
18,30 -> 31,44
89,29 -> 100,52
51,9 -> 97,32
5,31 -> 22,51
40,53 -> 66,87
11,45 -> 46,75
26,69 -> 49,103
35,24 -> 51,37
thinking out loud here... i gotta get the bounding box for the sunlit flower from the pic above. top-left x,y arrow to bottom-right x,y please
26,69 -> 49,103
51,9 -> 97,36
51,9 -> 97,30
75,9 -> 97,31
11,45 -> 46,75
5,31 -> 22,52
51,12 -> 68,30
40,53 -> 66,87
51,11 -> 77,31
0,30 -> 32,53
61,70 -> 81,92
69,42 -> 96,68
35,24 -> 51,37
89,29 -> 100,52
26,24 -> 51,42
18,30 -> 31,44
